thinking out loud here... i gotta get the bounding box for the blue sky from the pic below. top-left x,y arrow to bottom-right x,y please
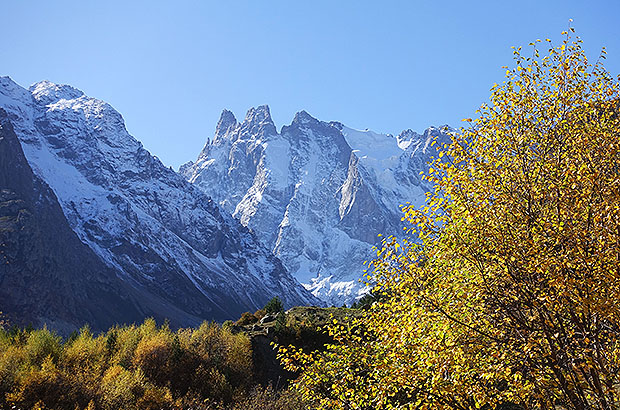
2,1 -> 619,168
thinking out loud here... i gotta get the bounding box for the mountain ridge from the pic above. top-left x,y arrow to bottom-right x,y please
183,105 -> 451,304
0,108 -> 152,333
0,77 -> 319,332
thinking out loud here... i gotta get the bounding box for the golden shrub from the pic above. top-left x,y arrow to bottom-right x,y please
132,331 -> 173,385
100,365 -> 145,410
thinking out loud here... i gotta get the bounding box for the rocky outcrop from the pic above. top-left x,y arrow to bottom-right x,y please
0,109 -> 148,333
183,106 -> 451,304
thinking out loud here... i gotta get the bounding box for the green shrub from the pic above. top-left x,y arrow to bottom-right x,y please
264,297 -> 284,315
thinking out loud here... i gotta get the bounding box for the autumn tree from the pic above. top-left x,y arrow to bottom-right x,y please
281,30 -> 620,410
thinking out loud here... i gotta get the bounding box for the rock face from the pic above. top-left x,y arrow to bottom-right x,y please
182,106 -> 450,305
0,109 -> 142,333
0,78 -> 319,331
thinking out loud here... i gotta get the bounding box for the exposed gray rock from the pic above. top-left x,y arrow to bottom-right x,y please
0,109 -> 155,333
260,314 -> 277,324
0,78 -> 320,332
183,106 -> 451,305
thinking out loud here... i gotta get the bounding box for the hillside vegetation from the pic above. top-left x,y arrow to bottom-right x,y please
0,319 -> 254,409
0,302 -> 361,409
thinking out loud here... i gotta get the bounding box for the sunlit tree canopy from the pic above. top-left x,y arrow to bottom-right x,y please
281,29 -> 620,410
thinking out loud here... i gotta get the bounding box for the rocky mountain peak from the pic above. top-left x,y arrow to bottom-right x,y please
0,108 -> 153,333
184,105 -> 450,305
215,109 -> 238,137
29,80 -> 85,105
291,110 -> 319,126
0,77 -> 30,100
0,81 -> 320,330
240,105 -> 276,137
244,104 -> 273,125
398,128 -> 417,140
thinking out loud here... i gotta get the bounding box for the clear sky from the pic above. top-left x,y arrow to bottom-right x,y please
2,1 -> 619,169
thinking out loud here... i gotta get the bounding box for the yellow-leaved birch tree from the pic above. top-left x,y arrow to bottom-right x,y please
281,30 -> 620,410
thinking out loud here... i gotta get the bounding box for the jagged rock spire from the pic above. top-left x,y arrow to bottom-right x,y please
291,110 -> 319,126
215,109 -> 237,137
244,104 -> 272,125
240,105 -> 277,137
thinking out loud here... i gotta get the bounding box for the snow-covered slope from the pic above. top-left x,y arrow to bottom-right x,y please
182,106 -> 450,305
0,108 -> 152,334
0,77 -> 319,325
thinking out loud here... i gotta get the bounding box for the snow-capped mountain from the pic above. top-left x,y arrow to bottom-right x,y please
0,108 -> 151,334
182,106 -> 450,305
0,77 -> 319,328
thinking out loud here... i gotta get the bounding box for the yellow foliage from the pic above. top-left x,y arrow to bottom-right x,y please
133,330 -> 174,384
6,355 -> 70,409
136,385 -> 173,410
0,318 -> 255,409
284,30 -> 620,410
100,365 -> 145,410
108,324 -> 141,368
24,327 -> 62,366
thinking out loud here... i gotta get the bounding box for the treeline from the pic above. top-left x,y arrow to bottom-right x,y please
0,318 -> 304,410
